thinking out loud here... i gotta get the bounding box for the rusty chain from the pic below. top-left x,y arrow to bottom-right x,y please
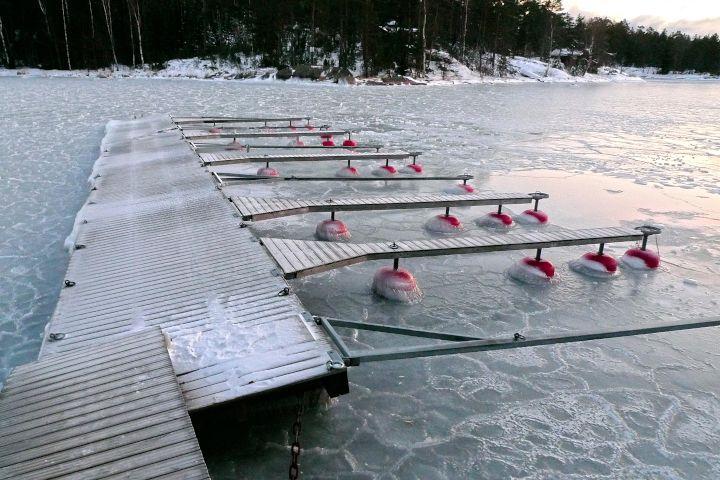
288,394 -> 304,480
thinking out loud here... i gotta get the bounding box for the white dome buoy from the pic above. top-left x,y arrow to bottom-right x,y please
570,252 -> 618,277
372,265 -> 422,302
516,209 -> 549,225
209,127 -> 222,134
372,165 -> 397,177
621,226 -> 662,270
336,165 -> 360,177
226,140 -> 245,150
315,219 -> 350,241
425,214 -> 463,233
257,166 -> 279,176
476,212 -> 513,229
445,182 -> 475,194
508,256 -> 556,284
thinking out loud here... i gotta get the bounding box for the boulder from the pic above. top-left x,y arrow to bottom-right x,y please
276,66 -> 293,80
293,64 -> 323,80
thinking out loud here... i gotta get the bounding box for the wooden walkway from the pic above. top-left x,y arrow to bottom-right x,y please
184,129 -> 349,141
0,327 -> 210,480
40,114 -> 345,413
261,227 -> 650,278
217,173 -> 473,184
173,115 -> 310,125
200,150 -> 413,167
232,192 -> 540,221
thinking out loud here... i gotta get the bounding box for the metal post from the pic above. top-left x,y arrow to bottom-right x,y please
535,248 -> 542,261
393,258 -> 399,270
385,158 -> 389,167
246,145 -> 250,153
347,160 -> 351,167
641,234 -> 649,250
265,161 -> 270,168
445,207 -> 450,217
411,154 -> 417,165
534,198 -> 540,211
497,204 -> 503,214
598,243 -> 605,255
331,211 -> 335,221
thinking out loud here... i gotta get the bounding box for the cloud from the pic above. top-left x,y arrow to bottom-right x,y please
564,6 -> 720,36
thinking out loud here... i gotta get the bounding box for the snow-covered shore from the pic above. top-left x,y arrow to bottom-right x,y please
2,54 -> 713,85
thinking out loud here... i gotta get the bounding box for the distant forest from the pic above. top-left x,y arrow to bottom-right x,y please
0,0 -> 719,75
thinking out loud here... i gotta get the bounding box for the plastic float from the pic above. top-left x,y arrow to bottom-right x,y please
372,158 -> 398,177
476,204 -> 514,229
226,140 -> 245,150
515,192 -> 550,225
321,133 -> 336,147
372,258 -> 422,302
570,243 -> 618,277
342,133 -> 358,147
288,136 -> 305,147
621,226 -> 662,270
445,177 -> 475,194
257,162 -> 279,177
336,161 -> 361,177
400,153 -> 424,174
509,249 -> 556,284
315,212 -> 351,241
208,126 -> 222,134
305,120 -> 315,131
425,207 -> 463,233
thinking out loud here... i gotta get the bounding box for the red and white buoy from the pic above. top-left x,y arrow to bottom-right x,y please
342,138 -> 358,147
209,127 -> 222,134
372,164 -> 397,177
621,226 -> 662,270
515,192 -> 550,225
476,206 -> 513,229
372,262 -> 422,302
288,136 -> 305,147
445,182 -> 475,194
321,133 -> 335,147
425,213 -> 463,233
570,248 -> 618,277
509,252 -> 556,284
257,164 -> 279,176
336,164 -> 360,177
305,121 -> 315,131
226,140 -> 245,150
401,163 -> 424,174
315,218 -> 351,241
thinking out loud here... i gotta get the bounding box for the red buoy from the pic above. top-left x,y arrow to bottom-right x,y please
226,141 -> 245,150
425,214 -> 463,233
516,209 -> 549,225
257,166 -> 279,176
372,165 -> 397,177
622,248 -> 660,270
445,183 -> 475,194
509,257 -> 556,283
570,252 -> 618,277
209,127 -> 222,134
476,212 -> 513,229
342,139 -> 358,147
315,219 -> 351,241
288,137 -> 305,147
372,266 -> 422,302
401,164 -> 424,174
336,166 -> 360,177
321,133 -> 335,147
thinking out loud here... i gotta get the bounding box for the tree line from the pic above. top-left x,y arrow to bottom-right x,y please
0,0 -> 718,75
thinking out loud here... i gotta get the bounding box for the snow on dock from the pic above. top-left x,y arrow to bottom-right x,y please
261,227 -> 649,279
39,114 -> 346,412
232,192 -> 539,221
0,327 -> 210,479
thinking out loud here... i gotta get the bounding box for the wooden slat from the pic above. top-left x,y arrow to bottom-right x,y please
262,227 -> 652,278
185,129 -> 348,140
201,150 -> 411,166
219,173 -> 474,183
173,116 -> 310,124
233,192 -> 536,220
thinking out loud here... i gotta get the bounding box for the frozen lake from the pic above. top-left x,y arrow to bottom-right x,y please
1,77 -> 719,479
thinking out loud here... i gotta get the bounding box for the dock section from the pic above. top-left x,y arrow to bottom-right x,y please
0,327 -> 210,480
40,114 -> 347,412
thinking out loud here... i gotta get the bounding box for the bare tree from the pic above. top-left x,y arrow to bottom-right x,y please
418,0 -> 426,76
127,0 -> 144,66
88,0 -> 95,38
126,0 -> 135,66
60,0 -> 72,69
100,0 -> 118,66
461,0 -> 469,63
0,16 -> 9,65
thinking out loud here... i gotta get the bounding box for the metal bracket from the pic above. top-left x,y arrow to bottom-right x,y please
74,244 -> 86,250
48,332 -> 66,342
64,280 -> 76,288
277,286 -> 290,296
326,351 -> 346,370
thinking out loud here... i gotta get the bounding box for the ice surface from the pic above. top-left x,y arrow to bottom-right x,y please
2,77 -> 720,478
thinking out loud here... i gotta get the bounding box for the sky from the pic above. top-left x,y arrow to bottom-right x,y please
563,0 -> 720,36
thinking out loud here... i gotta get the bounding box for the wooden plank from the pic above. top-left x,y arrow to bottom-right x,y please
219,173 -> 474,183
173,116 -> 310,124
262,227 -> 653,278
185,129 -> 348,140
201,150 -> 411,166
235,192 -> 536,221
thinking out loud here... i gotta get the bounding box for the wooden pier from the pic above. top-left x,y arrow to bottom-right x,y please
216,172 -> 473,184
184,129 -> 349,141
200,150 -> 414,167
261,227 -> 651,279
232,192 -> 542,221
172,115 -> 311,125
0,328 -> 210,479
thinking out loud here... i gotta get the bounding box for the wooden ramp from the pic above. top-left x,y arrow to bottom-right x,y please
261,227 -> 650,279
173,115 -> 310,125
184,129 -> 349,141
200,150 -> 414,167
0,327 -> 210,480
232,192 -> 542,221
